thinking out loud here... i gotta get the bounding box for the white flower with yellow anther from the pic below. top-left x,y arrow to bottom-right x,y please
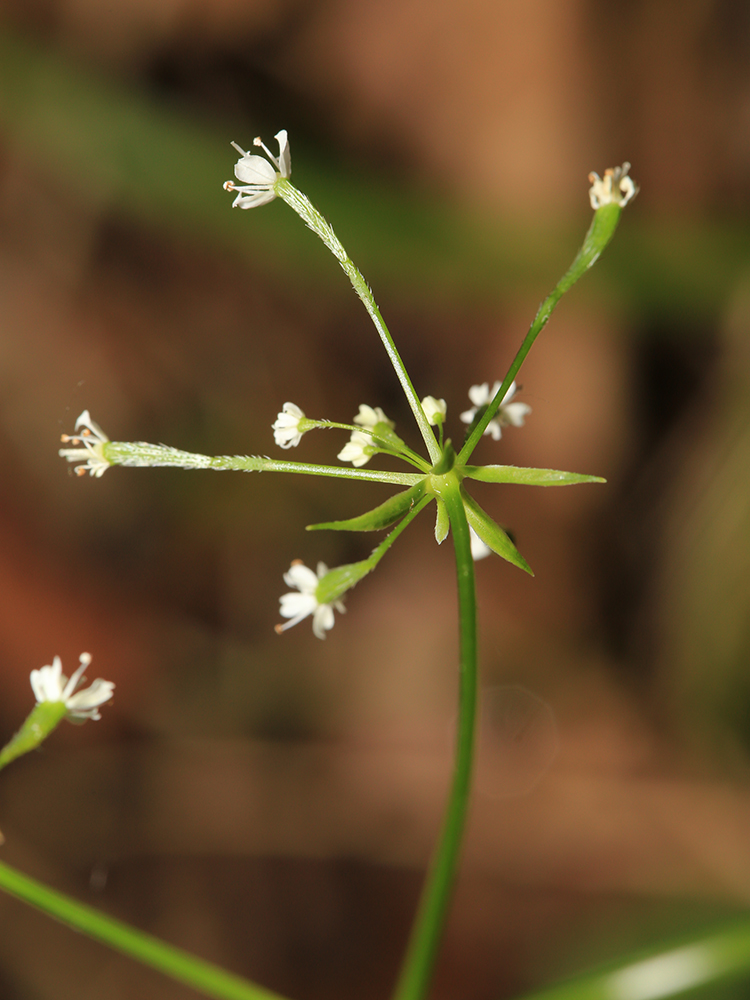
30,653 -> 114,722
272,402 -> 307,449
588,163 -> 637,210
276,560 -> 345,639
223,130 -> 291,209
59,410 -> 111,477
421,396 -> 447,426
460,381 -> 531,441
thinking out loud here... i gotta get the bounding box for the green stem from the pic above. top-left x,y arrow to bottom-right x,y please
276,179 -> 441,465
103,442 -> 424,486
458,203 -> 624,465
0,860 -> 289,1000
0,702 -> 67,772
391,473 -> 478,1000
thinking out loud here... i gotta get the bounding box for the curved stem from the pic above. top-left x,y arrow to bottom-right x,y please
392,474 -> 478,1000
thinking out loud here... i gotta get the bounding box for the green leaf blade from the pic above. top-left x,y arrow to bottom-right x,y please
464,465 -> 605,487
461,490 -> 533,575
307,481 -> 427,532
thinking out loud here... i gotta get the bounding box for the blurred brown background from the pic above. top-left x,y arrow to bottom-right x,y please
1,1 -> 750,998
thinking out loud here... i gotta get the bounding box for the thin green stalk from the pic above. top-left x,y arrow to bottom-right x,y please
276,179 -> 441,465
0,860 -> 289,1000
103,442 -> 424,486
458,202 -> 624,465
392,472 -> 478,1000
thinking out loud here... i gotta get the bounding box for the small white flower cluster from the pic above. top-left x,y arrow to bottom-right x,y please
275,560 -> 344,639
30,653 -> 114,722
223,131 -> 291,209
460,381 -> 531,440
588,163 -> 637,210
59,410 -> 111,477
272,397 -> 452,468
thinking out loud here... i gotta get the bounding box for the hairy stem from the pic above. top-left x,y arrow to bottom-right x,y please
102,442 -> 424,486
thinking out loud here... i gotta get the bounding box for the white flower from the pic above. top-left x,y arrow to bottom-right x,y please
273,402 -> 307,449
59,410 -> 111,477
275,560 -> 345,639
223,130 -> 291,209
460,382 -> 531,441
30,653 -> 115,722
337,430 -> 375,467
421,396 -> 447,425
338,403 -> 394,466
588,163 -> 637,210
470,528 -> 492,561
353,404 -> 394,430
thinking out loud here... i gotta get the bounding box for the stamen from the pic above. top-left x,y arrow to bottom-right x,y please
230,141 -> 247,156
252,136 -> 279,170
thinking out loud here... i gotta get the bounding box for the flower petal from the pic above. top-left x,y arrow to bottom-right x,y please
232,189 -> 278,209
279,592 -> 318,620
234,155 -> 278,186
468,383 -> 490,407
283,563 -> 320,593
30,657 -> 64,702
275,130 -> 291,178
312,604 -> 335,639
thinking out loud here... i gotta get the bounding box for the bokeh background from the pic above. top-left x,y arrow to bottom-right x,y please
1,1 -> 750,998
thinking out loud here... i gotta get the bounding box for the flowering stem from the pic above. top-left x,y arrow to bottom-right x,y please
0,860 -> 290,1000
0,702 -> 67,772
275,179 -> 441,465
458,202 -> 624,465
103,442 -> 424,486
392,472 -> 478,1000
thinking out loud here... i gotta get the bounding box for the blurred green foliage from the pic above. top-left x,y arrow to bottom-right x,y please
0,26 -> 747,320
